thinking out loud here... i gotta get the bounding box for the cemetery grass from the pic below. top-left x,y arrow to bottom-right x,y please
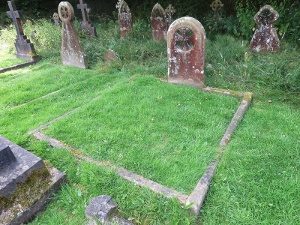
0,51 -> 26,68
0,20 -> 299,224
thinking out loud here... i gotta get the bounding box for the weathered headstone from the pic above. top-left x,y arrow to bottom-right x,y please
250,5 -> 280,53
58,1 -> 87,68
77,0 -> 97,37
150,3 -> 167,41
104,49 -> 119,63
165,4 -> 175,29
210,0 -> 224,13
53,12 -> 61,26
0,136 -> 65,225
86,195 -> 133,225
116,0 -> 132,38
167,17 -> 206,87
6,0 -> 38,61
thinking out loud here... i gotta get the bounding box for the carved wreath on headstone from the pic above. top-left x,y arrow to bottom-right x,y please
58,2 -> 74,23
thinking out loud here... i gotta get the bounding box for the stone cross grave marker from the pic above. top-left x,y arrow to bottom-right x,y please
77,0 -> 97,37
165,4 -> 175,29
59,1 -> 87,69
0,136 -> 64,224
116,0 -> 132,38
6,0 -> 38,60
150,3 -> 167,41
167,17 -> 206,87
250,5 -> 280,53
53,12 -> 61,26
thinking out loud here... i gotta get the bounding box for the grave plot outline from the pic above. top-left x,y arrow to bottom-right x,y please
31,75 -> 252,216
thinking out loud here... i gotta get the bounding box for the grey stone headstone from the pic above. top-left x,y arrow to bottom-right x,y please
0,143 -> 16,169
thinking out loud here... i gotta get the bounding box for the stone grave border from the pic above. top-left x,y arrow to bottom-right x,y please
30,79 -> 252,216
0,58 -> 40,74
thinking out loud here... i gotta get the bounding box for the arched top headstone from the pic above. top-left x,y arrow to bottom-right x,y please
250,5 -> 280,52
116,0 -> 130,14
151,3 -> 165,18
58,1 -> 74,23
116,0 -> 132,38
151,3 -> 167,41
167,17 -> 206,87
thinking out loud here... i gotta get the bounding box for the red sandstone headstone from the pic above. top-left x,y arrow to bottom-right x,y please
150,3 -> 167,41
167,17 -> 206,87
58,1 -> 87,69
116,0 -> 132,38
250,5 -> 280,53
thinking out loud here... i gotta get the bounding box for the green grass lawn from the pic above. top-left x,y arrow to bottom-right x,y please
0,19 -> 299,224
0,51 -> 27,68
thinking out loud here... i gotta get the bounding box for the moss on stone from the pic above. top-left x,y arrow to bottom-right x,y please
0,164 -> 51,223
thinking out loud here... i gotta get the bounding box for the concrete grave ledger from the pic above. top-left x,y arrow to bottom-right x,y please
0,136 -> 65,225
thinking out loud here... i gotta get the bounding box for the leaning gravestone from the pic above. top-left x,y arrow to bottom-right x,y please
150,3 -> 167,41
59,1 -> 87,69
165,4 -> 175,29
116,0 -> 132,38
53,12 -> 61,26
6,0 -> 38,61
0,136 -> 65,225
250,5 -> 280,53
77,0 -> 97,37
167,17 -> 206,87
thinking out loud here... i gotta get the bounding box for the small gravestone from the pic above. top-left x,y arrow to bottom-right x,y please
77,0 -> 97,37
210,0 -> 224,13
0,136 -> 65,225
167,17 -> 206,87
150,3 -> 167,41
6,0 -> 38,61
104,49 -> 118,63
250,5 -> 280,53
86,195 -> 133,225
53,12 -> 61,26
165,4 -> 175,29
58,1 -> 87,69
116,0 -> 132,38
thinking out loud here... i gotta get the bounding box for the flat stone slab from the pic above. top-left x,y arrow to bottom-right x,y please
0,165 -> 65,225
0,136 -> 45,198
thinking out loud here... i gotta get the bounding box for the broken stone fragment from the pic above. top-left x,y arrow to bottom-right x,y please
86,195 -> 133,225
